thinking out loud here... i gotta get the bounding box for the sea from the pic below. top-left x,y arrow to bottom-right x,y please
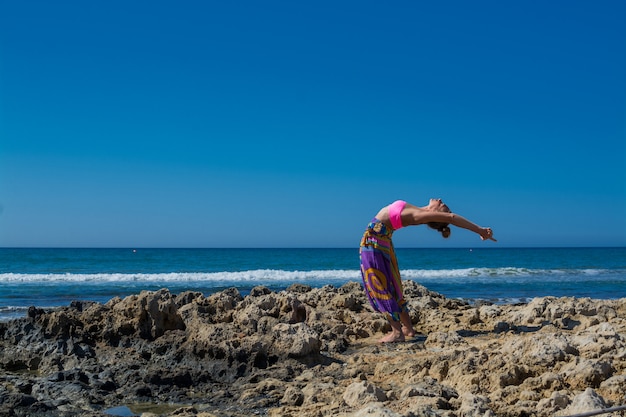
1,247 -> 625,322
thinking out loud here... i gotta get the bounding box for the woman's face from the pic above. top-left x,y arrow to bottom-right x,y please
428,198 -> 451,213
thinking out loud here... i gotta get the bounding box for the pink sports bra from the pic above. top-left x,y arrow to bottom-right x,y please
388,200 -> 406,230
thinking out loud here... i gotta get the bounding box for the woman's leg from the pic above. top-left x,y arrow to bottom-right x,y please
400,311 -> 416,337
380,318 -> 404,343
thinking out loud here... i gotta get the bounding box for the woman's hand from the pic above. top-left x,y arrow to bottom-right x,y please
480,227 -> 497,241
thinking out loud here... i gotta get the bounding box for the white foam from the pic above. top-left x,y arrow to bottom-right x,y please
0,267 -> 621,284
0,269 -> 359,283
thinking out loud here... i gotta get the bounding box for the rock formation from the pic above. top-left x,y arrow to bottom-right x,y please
1,281 -> 625,417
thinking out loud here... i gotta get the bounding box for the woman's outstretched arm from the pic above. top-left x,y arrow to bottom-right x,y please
447,213 -> 496,241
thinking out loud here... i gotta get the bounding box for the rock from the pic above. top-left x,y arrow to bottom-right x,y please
281,385 -> 304,406
500,333 -> 576,366
478,305 -> 501,320
272,322 -> 320,357
537,390 -> 570,414
249,285 -> 272,297
101,288 -> 186,341
561,358 -> 614,389
599,374 -> 626,402
458,393 -> 494,417
343,381 -> 387,408
557,388 -> 608,416
344,402 -> 401,417
286,283 -> 312,293
0,285 -> 625,417
425,331 -> 467,348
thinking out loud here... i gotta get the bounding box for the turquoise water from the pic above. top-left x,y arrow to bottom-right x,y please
1,247 -> 625,321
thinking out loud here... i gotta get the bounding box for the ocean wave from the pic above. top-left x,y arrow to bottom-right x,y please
0,306 -> 30,321
0,270 -> 359,283
0,267 -> 623,284
403,267 -> 618,278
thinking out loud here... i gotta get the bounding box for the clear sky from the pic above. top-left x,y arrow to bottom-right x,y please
1,1 -> 625,248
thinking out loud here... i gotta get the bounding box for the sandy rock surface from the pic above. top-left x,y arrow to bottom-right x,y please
1,281 -> 625,417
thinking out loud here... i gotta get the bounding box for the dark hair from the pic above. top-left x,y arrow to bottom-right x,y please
428,222 -> 451,238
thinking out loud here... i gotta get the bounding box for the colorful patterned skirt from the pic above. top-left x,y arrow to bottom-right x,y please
359,218 -> 408,321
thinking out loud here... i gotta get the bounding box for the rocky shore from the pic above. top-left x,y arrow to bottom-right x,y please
1,281 -> 625,417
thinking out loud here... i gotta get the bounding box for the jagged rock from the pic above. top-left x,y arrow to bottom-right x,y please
458,393 -> 495,417
342,402 -> 402,417
272,322 -> 320,357
343,381 -> 387,407
556,388 -> 608,416
0,284 -> 624,417
281,385 -> 304,406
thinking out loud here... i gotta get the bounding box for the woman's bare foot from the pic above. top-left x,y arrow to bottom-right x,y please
403,327 -> 416,338
399,312 -> 415,338
379,331 -> 405,343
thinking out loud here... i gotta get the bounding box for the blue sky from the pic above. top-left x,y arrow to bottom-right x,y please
1,1 -> 625,248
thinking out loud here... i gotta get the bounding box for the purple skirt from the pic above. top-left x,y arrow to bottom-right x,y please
359,218 -> 408,321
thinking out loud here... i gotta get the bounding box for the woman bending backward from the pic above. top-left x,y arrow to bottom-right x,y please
359,199 -> 496,343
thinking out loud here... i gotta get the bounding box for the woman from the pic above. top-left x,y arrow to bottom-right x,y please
359,199 -> 496,343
